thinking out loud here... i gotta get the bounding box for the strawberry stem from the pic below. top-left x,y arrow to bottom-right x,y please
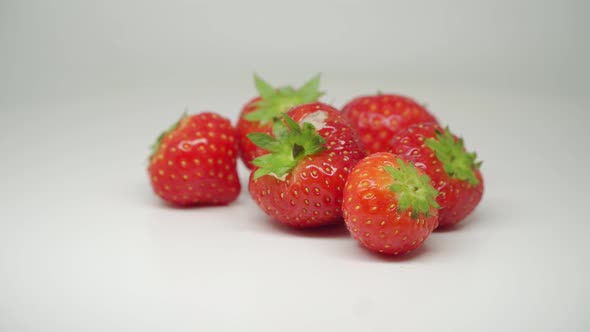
292,144 -> 305,159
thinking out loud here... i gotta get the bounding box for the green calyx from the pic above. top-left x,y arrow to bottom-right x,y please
384,158 -> 440,219
149,112 -> 187,159
244,74 -> 323,125
248,114 -> 326,180
425,127 -> 482,186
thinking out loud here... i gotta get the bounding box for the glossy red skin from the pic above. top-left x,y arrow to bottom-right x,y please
342,153 -> 438,255
237,97 -> 273,169
341,94 -> 439,154
249,102 -> 366,228
149,112 -> 241,206
389,123 -> 484,227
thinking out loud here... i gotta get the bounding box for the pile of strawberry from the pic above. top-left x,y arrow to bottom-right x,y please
148,75 -> 483,256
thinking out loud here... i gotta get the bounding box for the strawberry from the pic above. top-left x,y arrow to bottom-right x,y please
237,75 -> 323,169
148,112 -> 241,205
341,93 -> 439,153
342,152 -> 439,255
389,123 -> 483,227
247,102 -> 365,228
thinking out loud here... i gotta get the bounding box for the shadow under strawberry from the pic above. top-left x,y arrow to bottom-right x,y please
351,241 -> 432,262
153,199 -> 234,210
258,216 -> 351,239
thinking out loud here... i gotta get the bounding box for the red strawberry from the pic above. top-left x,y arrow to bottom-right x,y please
237,75 -> 323,169
342,152 -> 439,255
389,123 -> 483,227
341,93 -> 439,153
148,112 -> 241,205
248,102 -> 365,228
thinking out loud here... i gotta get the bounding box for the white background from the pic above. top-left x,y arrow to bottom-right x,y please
1,1 -> 589,331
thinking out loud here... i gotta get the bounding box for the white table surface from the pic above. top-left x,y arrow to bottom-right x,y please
1,79 -> 588,331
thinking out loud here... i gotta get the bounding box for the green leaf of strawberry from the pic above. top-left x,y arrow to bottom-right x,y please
383,158 -> 440,219
149,112 -> 187,159
247,114 -> 326,180
425,127 -> 481,186
244,75 -> 323,125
